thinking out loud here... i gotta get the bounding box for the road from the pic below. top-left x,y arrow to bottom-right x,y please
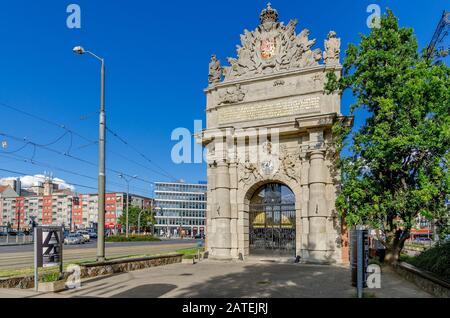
0,239 -> 200,270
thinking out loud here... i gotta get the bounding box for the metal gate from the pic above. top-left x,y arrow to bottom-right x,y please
249,203 -> 296,256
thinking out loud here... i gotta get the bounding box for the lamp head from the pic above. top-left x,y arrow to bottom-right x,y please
73,46 -> 85,55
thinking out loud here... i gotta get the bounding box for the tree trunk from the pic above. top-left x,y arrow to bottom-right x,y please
384,229 -> 409,265
384,244 -> 401,264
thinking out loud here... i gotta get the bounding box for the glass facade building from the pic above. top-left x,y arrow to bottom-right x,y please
154,182 -> 207,237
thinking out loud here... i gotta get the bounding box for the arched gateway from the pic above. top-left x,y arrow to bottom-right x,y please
197,4 -> 353,263
248,183 -> 296,256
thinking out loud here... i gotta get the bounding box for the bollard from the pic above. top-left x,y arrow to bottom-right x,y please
6,235 -> 9,244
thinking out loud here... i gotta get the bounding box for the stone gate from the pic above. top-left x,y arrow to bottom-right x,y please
197,4 -> 353,264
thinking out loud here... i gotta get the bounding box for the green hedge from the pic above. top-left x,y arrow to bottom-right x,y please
407,241 -> 450,281
40,272 -> 61,283
105,235 -> 161,242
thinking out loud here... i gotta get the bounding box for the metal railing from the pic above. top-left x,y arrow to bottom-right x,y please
0,234 -> 33,245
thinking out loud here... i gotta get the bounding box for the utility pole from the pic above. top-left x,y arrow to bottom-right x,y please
426,11 -> 450,62
69,197 -> 73,233
138,209 -> 143,235
98,57 -> 106,261
119,174 -> 137,238
17,206 -> 21,233
73,46 -> 106,262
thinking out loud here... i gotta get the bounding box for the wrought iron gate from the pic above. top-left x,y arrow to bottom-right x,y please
249,203 -> 296,256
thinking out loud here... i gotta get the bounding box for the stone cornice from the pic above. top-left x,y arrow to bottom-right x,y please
204,64 -> 342,94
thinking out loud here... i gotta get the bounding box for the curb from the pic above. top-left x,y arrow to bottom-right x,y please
392,262 -> 450,298
0,243 -> 33,247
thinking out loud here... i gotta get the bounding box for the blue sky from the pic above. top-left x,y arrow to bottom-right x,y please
0,0 -> 446,197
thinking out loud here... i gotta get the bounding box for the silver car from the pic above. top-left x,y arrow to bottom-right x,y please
64,233 -> 84,245
77,230 -> 90,243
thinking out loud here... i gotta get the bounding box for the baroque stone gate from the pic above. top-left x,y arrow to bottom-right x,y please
197,4 -> 353,264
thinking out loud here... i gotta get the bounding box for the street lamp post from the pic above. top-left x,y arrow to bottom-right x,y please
73,46 -> 106,262
138,209 -> 144,235
119,174 -> 137,238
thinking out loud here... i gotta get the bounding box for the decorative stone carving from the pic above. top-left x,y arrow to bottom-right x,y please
208,54 -> 223,84
323,31 -> 340,66
222,3 -> 322,81
277,145 -> 300,183
218,84 -> 246,105
262,140 -> 273,154
273,79 -> 285,87
260,2 -> 279,24
238,159 -> 262,185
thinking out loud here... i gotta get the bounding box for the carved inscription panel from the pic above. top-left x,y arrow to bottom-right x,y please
218,96 -> 320,125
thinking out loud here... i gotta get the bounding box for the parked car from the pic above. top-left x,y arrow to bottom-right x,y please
77,230 -> 90,243
415,236 -> 431,241
0,232 -> 7,237
64,233 -> 84,245
87,230 -> 97,239
7,230 -> 17,236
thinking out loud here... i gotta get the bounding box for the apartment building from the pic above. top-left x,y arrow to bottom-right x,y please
0,180 -> 152,230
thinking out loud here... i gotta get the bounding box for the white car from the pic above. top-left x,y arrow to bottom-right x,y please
77,230 -> 90,243
64,233 -> 84,245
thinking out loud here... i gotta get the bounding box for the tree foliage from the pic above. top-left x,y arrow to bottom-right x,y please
327,10 -> 450,263
118,206 -> 156,229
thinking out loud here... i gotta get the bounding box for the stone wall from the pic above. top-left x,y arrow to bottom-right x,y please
0,254 -> 182,289
79,254 -> 183,279
393,262 -> 450,298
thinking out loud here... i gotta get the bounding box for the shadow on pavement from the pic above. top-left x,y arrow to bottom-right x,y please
111,284 -> 178,298
172,263 -> 353,298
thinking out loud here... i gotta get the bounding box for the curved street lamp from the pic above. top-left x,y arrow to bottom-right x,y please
73,46 -> 106,262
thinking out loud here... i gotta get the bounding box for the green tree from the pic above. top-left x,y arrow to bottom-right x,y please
118,206 -> 156,231
326,10 -> 450,264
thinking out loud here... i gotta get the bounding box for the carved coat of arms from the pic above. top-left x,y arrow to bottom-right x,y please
260,38 -> 277,60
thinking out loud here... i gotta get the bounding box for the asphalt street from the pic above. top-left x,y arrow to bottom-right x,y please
0,239 -> 201,270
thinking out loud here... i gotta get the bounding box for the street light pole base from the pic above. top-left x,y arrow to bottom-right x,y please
97,257 -> 106,263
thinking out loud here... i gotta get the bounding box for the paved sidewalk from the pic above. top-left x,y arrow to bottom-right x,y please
0,261 -> 433,298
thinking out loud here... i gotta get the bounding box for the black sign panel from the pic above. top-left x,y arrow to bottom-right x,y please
35,226 -> 63,268
349,229 -> 369,287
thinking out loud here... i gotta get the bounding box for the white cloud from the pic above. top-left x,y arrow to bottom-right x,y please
0,175 -> 75,191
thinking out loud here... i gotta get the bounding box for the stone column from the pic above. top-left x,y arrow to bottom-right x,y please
211,159 -> 232,259
229,146 -> 239,259
307,129 -> 329,262
300,150 -> 310,259
205,161 -> 215,253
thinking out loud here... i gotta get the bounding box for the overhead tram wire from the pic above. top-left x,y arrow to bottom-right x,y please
106,127 -> 177,181
0,131 -> 154,186
0,101 -> 177,181
0,102 -> 94,145
0,157 -> 151,195
0,167 -> 99,192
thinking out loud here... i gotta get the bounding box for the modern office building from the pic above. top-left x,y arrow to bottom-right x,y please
154,181 -> 207,237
